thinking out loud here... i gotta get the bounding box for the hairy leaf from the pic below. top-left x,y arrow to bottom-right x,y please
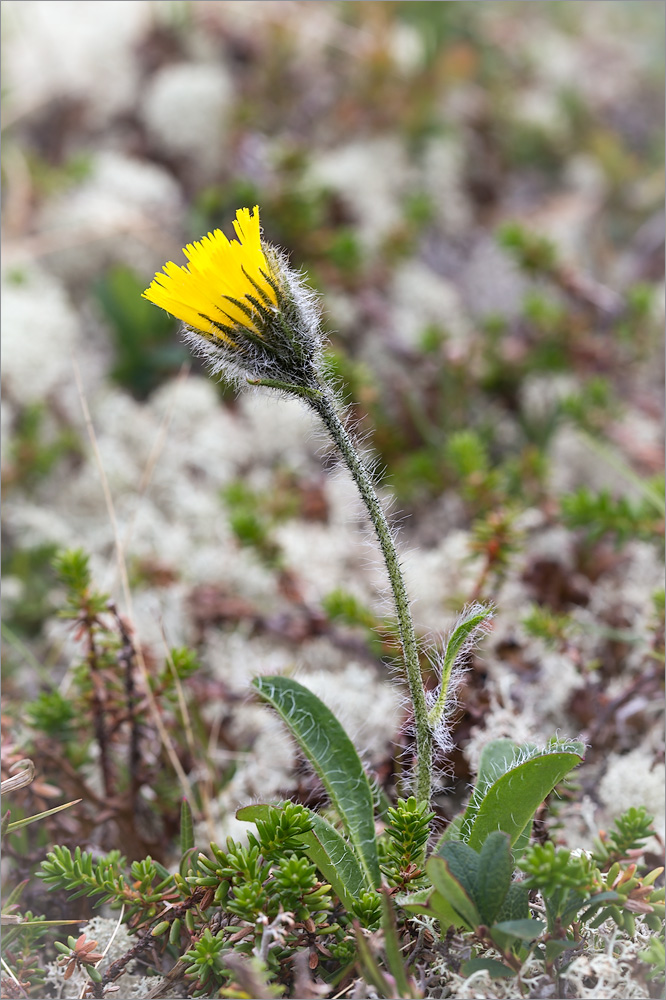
254,675 -> 380,885
465,743 -> 584,850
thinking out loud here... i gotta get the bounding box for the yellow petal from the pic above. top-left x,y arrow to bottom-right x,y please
142,206 -> 276,341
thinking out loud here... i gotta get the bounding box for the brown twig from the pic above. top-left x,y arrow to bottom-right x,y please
96,889 -> 207,997
554,263 -> 624,319
109,604 -> 141,811
82,614 -> 113,801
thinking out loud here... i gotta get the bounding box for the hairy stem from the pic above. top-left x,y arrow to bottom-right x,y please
312,393 -> 432,803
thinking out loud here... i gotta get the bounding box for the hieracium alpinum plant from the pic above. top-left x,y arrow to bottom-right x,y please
21,210 -> 662,999
144,205 -> 487,804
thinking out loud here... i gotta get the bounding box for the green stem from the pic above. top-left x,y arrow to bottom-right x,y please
312,393 -> 432,804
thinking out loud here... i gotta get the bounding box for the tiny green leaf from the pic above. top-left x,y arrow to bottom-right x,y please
180,799 -> 194,857
545,938 -> 580,962
5,799 -> 82,833
569,889 -> 622,925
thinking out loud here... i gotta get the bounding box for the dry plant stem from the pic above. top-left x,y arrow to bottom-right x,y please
111,605 -> 141,809
312,393 -> 432,804
84,618 -> 113,800
99,890 -> 206,996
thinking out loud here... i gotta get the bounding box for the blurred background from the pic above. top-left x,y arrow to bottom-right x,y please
1,1 -> 664,865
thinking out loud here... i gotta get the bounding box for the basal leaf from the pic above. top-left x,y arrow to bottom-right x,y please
511,819 -> 533,860
476,739 -> 520,785
252,676 -> 380,887
466,744 -> 584,851
433,740 -> 519,852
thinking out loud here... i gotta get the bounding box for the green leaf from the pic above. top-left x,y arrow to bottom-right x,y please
476,832 -> 513,925
354,924 -> 394,999
395,887 -> 430,909
461,957 -> 516,979
428,607 -> 494,725
303,812 -> 370,905
466,745 -> 584,851
511,819 -> 533,860
180,799 -> 194,857
253,676 -> 380,887
437,840 -> 480,900
495,882 -> 530,923
477,739 -> 520,786
5,799 -> 82,833
236,803 -> 368,910
380,890 -> 414,998
400,886 -> 463,935
426,890 -> 467,934
492,918 -> 546,941
1,881 -> 27,912
545,938 -> 580,962
568,889 -> 622,925
426,856 -> 480,930
433,740 -> 518,853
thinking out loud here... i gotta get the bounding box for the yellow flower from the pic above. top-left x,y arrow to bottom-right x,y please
144,204 -> 324,395
142,206 -> 277,341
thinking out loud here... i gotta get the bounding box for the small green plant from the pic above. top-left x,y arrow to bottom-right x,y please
29,620 -> 663,998
4,403 -> 81,490
522,603 -> 576,648
592,805 -> 657,867
561,484 -> 665,546
381,796 -> 434,890
498,222 -> 559,275
519,835 -> 664,942
222,479 -> 285,568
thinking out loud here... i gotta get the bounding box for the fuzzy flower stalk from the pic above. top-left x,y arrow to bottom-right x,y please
144,206 -> 481,804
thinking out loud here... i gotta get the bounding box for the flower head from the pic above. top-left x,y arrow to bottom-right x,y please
143,206 -> 324,396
